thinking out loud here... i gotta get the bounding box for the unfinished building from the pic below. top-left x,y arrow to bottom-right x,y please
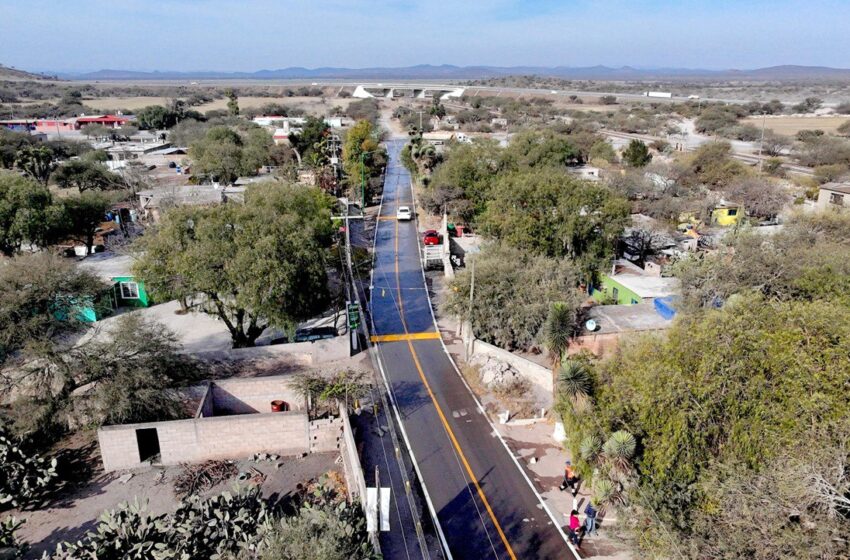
97,376 -> 343,472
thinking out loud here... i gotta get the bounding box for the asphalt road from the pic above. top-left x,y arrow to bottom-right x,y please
369,140 -> 569,559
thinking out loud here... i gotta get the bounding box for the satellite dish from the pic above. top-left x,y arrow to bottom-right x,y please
585,319 -> 598,332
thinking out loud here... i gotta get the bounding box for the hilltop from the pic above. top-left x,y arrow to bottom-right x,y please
0,64 -> 58,81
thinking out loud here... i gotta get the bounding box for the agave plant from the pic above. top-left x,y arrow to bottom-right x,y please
557,360 -> 593,414
580,434 -> 603,464
603,430 -> 637,473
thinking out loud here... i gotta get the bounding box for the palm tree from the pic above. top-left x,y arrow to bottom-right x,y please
557,360 -> 593,414
603,430 -> 637,474
543,302 -> 574,373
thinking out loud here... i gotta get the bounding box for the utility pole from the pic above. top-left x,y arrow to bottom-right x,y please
416,110 -> 424,131
757,111 -> 767,175
332,199 -> 364,353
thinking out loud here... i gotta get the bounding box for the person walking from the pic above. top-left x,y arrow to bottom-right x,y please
584,501 -> 599,537
559,461 -> 579,496
568,509 -> 582,549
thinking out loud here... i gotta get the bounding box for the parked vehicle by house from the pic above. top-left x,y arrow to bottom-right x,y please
422,230 -> 441,245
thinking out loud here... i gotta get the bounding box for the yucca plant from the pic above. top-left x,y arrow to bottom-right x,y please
543,302 -> 574,372
603,430 -> 637,473
592,478 -> 616,513
557,360 -> 593,414
579,434 -> 602,464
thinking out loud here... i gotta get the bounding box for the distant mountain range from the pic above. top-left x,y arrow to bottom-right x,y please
41,64 -> 850,82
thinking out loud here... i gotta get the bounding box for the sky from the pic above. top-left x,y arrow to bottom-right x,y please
2,0 -> 849,73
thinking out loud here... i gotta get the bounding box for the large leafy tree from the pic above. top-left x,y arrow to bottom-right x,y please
675,211 -> 850,310
7,314 -> 200,435
341,120 -> 386,203
135,105 -> 179,130
15,145 -> 55,184
51,159 -> 122,193
444,244 -> 580,351
479,167 -> 630,282
59,191 -> 113,256
134,182 -> 334,348
0,252 -> 107,364
289,115 -> 330,163
586,296 -> 850,557
0,172 -> 63,256
189,126 -> 273,184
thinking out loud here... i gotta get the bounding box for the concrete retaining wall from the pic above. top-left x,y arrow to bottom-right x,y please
339,403 -> 367,504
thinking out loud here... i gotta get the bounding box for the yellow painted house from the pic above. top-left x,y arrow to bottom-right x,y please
711,203 -> 743,226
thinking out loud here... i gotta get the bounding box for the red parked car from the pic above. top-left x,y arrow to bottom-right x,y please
422,230 -> 441,246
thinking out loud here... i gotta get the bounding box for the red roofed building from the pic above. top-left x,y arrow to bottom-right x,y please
73,115 -> 130,129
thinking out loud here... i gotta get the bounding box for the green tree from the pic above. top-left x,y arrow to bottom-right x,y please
444,244 -> 580,351
134,183 -> 334,348
135,105 -> 179,130
225,89 -> 239,116
478,167 -> 630,282
0,253 -> 107,364
622,139 -> 652,167
241,126 -> 274,174
0,129 -> 35,169
59,191 -> 112,255
0,172 -> 62,256
588,140 -> 618,163
342,120 -> 386,203
189,126 -> 245,184
588,296 -> 850,546
685,141 -> 745,187
8,314 -> 200,435
15,145 -> 55,184
289,116 -> 330,162
51,159 -> 122,192
259,483 -> 379,560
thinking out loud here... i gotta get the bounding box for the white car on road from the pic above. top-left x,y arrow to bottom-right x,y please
396,206 -> 412,221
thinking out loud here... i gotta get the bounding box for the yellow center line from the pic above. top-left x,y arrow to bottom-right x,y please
389,185 -> 518,560
371,332 -> 441,342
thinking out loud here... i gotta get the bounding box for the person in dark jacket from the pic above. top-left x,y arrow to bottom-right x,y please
584,502 -> 599,536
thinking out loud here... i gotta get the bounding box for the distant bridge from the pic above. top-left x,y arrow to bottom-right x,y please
352,84 -> 465,100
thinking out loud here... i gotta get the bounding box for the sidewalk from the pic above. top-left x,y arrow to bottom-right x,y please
430,272 -> 632,560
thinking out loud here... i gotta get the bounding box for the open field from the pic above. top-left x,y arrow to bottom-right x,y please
83,96 -> 172,111
77,95 -> 355,115
195,95 -> 354,114
743,115 -> 850,136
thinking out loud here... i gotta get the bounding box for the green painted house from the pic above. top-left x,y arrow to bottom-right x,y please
593,259 -> 679,305
77,254 -> 152,321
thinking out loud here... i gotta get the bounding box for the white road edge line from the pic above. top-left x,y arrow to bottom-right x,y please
407,166 -> 581,560
366,150 -> 454,560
